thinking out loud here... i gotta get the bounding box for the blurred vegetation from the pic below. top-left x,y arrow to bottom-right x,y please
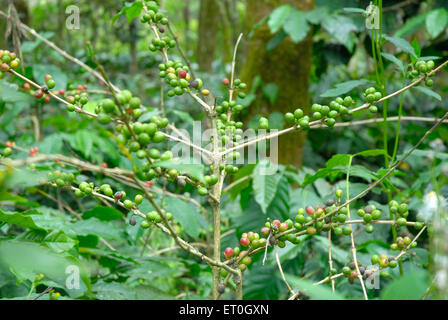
0,0 -> 447,300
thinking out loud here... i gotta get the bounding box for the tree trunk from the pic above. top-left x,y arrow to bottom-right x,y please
242,0 -> 314,168
196,0 -> 219,71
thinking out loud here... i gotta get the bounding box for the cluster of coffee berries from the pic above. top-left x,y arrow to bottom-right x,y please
222,246 -> 252,272
231,79 -> 247,99
390,236 -> 416,251
141,1 -> 176,50
158,62 -> 202,97
28,146 -> 39,157
388,200 -> 422,229
284,96 -> 353,130
356,204 -> 383,233
408,60 -> 435,86
0,50 -> 20,75
47,170 -> 76,187
362,87 -> 382,113
341,261 -> 378,283
141,209 -> 173,229
370,254 -> 399,273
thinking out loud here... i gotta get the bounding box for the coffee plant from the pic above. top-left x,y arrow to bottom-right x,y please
0,0 -> 448,300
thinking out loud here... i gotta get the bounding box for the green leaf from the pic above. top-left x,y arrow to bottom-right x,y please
252,160 -> 281,214
285,274 -> 345,300
19,229 -> 77,253
355,149 -> 387,158
381,270 -> 429,299
426,9 -> 448,39
262,83 -> 279,104
381,53 -> 405,74
322,15 -> 357,52
326,154 -> 351,168
283,9 -> 309,43
266,30 -> 287,51
343,8 -> 365,14
304,7 -> 329,24
0,209 -> 46,231
165,197 -> 207,238
0,81 -> 33,103
410,38 -> 421,64
0,240 -> 90,297
153,159 -> 205,182
268,5 -> 293,33
383,35 -> 417,58
320,79 -> 370,98
413,86 -> 442,101
112,1 -> 143,24
83,206 -> 123,221
394,13 -> 428,38
70,218 -> 124,241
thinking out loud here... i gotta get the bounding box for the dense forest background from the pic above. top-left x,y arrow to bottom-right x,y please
0,0 -> 448,300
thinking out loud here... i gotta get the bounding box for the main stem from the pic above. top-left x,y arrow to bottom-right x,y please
209,111 -> 222,300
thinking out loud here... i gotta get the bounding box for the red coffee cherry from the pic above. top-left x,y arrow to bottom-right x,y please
222,78 -> 229,86
23,83 -> 31,90
223,247 -> 234,260
240,237 -> 250,247
178,69 -> 187,78
306,206 -> 315,215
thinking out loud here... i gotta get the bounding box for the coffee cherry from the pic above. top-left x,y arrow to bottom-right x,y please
342,226 -> 351,235
258,117 -> 269,130
223,247 -> 234,260
135,194 -> 144,205
217,283 -> 225,294
335,189 -> 343,198
396,217 -> 407,226
123,199 -> 134,209
305,206 -> 315,215
371,209 -> 382,220
140,220 -> 150,229
129,216 -> 137,226
293,108 -> 304,119
2,147 -> 12,156
240,237 -> 250,247
284,112 -> 295,123
426,79 -> 434,87
371,254 -> 379,264
279,222 -> 289,232
365,224 -> 374,233
197,186 -> 208,196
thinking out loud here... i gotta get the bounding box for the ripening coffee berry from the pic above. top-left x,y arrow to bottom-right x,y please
223,247 -> 234,260
240,237 -> 250,247
335,189 -> 343,198
261,227 -> 270,236
135,194 -> 144,205
305,206 -> 315,215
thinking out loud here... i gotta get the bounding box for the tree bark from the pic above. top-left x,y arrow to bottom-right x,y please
196,0 -> 219,71
242,0 -> 314,168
